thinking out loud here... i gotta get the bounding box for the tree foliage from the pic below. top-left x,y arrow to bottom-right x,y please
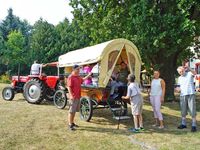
6,30 -> 25,63
129,0 -> 200,100
0,2 -> 199,100
0,8 -> 32,75
30,19 -> 59,63
70,0 -> 132,44
0,8 -> 31,41
55,19 -> 91,54
70,0 -> 200,100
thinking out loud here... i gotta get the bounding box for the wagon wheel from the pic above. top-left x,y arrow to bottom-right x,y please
2,87 -> 15,101
53,90 -> 67,109
80,96 -> 93,122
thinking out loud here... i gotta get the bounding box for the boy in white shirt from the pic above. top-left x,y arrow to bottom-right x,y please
122,74 -> 144,133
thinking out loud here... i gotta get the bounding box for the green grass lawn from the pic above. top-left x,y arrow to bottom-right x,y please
0,83 -> 200,150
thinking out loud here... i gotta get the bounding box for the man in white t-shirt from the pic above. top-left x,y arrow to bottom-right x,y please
176,65 -> 197,132
30,60 -> 48,75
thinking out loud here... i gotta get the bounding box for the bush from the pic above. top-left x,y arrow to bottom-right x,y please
0,74 -> 11,84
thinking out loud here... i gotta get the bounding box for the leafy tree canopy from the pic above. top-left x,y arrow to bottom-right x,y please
30,18 -> 59,63
70,0 -> 200,100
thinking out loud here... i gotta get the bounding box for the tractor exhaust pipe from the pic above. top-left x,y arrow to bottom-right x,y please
18,64 -> 20,81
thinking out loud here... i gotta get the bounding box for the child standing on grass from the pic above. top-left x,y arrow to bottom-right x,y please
122,74 -> 144,133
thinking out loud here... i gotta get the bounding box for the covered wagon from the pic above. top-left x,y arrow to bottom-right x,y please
57,38 -> 142,121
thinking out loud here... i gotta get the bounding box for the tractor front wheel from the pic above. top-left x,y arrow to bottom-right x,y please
2,87 -> 15,101
23,79 -> 45,104
80,97 -> 93,122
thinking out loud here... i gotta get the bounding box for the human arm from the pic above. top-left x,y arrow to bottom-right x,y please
121,95 -> 131,100
66,77 -> 74,99
122,92 -> 131,104
67,86 -> 74,100
160,79 -> 166,103
83,72 -> 92,80
175,77 -> 181,92
184,62 -> 197,75
188,67 -> 197,75
42,63 -> 49,67
122,85 -> 131,100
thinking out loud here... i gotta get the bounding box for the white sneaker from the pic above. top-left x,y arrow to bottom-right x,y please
152,124 -> 158,127
158,126 -> 164,129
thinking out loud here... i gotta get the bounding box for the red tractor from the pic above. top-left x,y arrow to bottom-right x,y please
2,75 -> 29,101
2,62 -> 61,104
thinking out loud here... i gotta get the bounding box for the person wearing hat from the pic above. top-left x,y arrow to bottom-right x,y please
122,74 -> 144,133
67,64 -> 92,131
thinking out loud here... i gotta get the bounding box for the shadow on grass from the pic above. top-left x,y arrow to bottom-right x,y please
163,99 -> 200,112
13,96 -> 56,107
80,101 -> 200,135
78,125 -> 133,136
8,91 -> 200,135
78,124 -> 196,136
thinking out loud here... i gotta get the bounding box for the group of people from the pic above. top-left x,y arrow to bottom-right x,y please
121,70 -> 165,133
66,62 -> 129,131
64,61 -> 197,133
122,63 -> 197,133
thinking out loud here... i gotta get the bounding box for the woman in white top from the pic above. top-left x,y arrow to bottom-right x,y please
150,70 -> 166,129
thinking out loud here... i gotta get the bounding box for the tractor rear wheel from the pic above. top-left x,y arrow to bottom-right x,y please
2,87 -> 15,101
23,79 -> 45,104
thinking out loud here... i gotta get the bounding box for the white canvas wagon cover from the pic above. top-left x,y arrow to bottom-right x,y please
58,38 -> 142,87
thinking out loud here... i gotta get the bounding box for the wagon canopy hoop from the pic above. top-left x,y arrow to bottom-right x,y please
58,38 -> 142,87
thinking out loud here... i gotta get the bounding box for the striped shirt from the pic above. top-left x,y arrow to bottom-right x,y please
177,71 -> 195,96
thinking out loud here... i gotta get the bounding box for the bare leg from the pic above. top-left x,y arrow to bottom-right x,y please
159,120 -> 164,128
133,115 -> 139,129
139,114 -> 143,128
153,118 -> 159,126
68,112 -> 75,125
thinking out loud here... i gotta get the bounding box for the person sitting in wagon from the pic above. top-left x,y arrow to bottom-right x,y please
91,63 -> 100,86
117,62 -> 129,86
110,62 -> 129,99
110,76 -> 121,99
83,64 -> 92,85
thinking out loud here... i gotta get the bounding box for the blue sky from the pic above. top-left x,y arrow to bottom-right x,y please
0,0 -> 73,25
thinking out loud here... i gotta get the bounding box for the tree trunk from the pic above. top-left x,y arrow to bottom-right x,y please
159,56 -> 177,102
